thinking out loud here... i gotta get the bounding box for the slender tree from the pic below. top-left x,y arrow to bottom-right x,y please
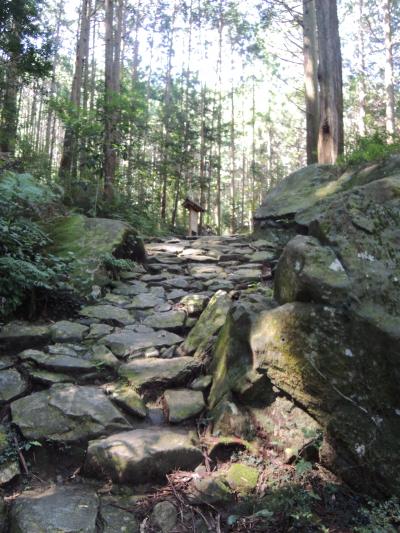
303,0 -> 319,164
315,0 -> 344,164
382,0 -> 395,140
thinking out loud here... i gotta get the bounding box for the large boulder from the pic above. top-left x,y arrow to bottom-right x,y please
213,165 -> 400,497
254,155 -> 400,223
46,214 -> 146,293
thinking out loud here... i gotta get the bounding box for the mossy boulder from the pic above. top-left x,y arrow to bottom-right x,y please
46,214 -> 146,294
213,164 -> 400,497
254,155 -> 400,223
225,464 -> 259,494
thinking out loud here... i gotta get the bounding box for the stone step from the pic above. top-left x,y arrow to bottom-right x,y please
85,428 -> 203,483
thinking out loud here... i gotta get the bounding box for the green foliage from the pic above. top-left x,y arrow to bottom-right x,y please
342,132 -> 400,166
0,171 -> 69,318
0,0 -> 52,77
100,253 -> 136,278
354,498 -> 400,533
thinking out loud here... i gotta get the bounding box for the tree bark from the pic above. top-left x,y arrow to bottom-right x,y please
316,0 -> 344,164
0,61 -> 19,155
59,0 -> 91,187
382,0 -> 395,140
357,0 -> 367,137
303,0 -> 319,164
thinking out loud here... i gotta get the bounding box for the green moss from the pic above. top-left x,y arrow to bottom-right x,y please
225,464 -> 259,494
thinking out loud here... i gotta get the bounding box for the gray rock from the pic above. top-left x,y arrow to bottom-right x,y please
0,356 -> 15,370
103,330 -> 183,357
254,164 -> 339,220
164,389 -> 205,423
80,305 -> 135,326
228,268 -> 261,282
113,280 -> 147,296
190,375 -> 212,391
86,323 -> 114,340
10,485 -> 99,533
19,349 -> 96,374
28,369 -> 73,385
127,294 -> 165,309
0,459 -> 19,485
0,322 -> 50,352
101,293 -> 131,307
90,344 -> 120,368
179,294 -> 209,316
0,369 -> 27,402
119,357 -> 200,389
107,385 -> 147,418
143,310 -> 187,331
11,384 -> 131,442
100,502 -> 139,533
151,501 -> 177,533
274,235 -> 350,305
49,321 -> 89,343
182,291 -> 232,356
189,264 -> 224,279
167,289 -> 189,300
85,428 -> 203,483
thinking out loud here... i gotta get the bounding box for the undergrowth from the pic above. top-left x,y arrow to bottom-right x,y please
342,131 -> 400,166
0,172 -> 70,319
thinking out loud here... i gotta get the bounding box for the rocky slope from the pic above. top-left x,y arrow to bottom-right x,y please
0,157 -> 399,531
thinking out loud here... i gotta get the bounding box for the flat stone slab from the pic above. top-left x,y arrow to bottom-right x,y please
11,384 -> 131,442
80,305 -> 135,325
164,389 -> 205,423
228,268 -> 261,282
113,281 -> 147,296
143,310 -> 187,330
19,349 -> 96,373
85,428 -> 203,483
119,357 -> 199,388
0,322 -> 50,352
49,321 -> 89,343
86,323 -> 114,340
103,330 -> 183,357
0,369 -> 27,402
10,485 -> 99,533
127,294 -> 165,309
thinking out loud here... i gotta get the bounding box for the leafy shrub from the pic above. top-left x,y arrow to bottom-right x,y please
354,498 -> 400,533
0,171 -> 69,318
100,253 -> 137,279
342,131 -> 400,166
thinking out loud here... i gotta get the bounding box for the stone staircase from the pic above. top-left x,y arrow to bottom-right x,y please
0,234 -> 277,532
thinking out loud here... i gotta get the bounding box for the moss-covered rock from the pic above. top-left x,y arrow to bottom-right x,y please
225,464 -> 259,494
46,214 -> 146,294
181,290 -> 232,356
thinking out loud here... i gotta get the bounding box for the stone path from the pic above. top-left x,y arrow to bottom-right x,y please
0,234 -> 278,532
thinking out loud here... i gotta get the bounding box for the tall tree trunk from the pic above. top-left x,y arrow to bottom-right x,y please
316,0 -> 344,164
382,0 -> 395,140
199,85 -> 207,234
103,0 -> 123,200
160,2 -> 177,222
216,0 -> 223,235
0,61 -> 19,155
357,0 -> 367,137
303,0 -> 319,164
59,0 -> 90,188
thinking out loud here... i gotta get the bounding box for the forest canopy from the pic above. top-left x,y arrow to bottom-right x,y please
0,0 -> 399,235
